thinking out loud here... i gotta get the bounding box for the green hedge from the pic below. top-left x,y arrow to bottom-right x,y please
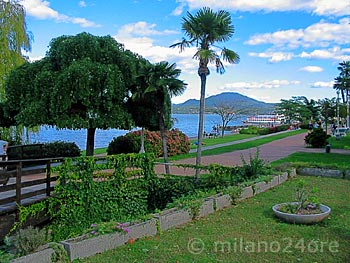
7,141 -> 80,160
240,124 -> 290,135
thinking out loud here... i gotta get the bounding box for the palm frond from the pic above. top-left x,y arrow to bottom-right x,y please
221,48 -> 240,64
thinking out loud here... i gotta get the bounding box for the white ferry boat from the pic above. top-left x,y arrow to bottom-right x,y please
244,114 -> 285,125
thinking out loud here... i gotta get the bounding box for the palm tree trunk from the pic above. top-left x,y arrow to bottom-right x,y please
159,108 -> 170,174
139,127 -> 145,153
195,71 -> 207,180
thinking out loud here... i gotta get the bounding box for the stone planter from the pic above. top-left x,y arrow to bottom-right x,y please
270,175 -> 279,188
212,194 -> 232,210
198,198 -> 215,218
61,231 -> 128,261
238,186 -> 254,201
61,218 -> 158,261
11,247 -> 55,263
279,172 -> 288,184
254,181 -> 271,195
272,202 -> 331,224
154,208 -> 192,231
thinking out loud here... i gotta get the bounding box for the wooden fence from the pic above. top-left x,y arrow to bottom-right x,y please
0,158 -> 64,239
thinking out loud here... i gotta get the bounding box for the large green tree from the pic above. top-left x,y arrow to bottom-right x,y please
0,0 -> 32,143
137,61 -> 186,174
171,7 -> 239,178
6,32 -> 139,155
0,0 -> 32,98
276,96 -> 320,124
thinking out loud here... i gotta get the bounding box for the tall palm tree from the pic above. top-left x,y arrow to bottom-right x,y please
142,61 -> 187,174
171,7 -> 239,179
334,61 -> 350,104
334,61 -> 350,127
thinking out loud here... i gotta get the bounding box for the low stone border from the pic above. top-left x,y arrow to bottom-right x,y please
12,169 -> 301,262
297,167 -> 350,179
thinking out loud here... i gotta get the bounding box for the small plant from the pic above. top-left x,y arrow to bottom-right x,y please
240,148 -> 271,181
48,243 -> 69,263
11,226 -> 50,256
278,179 -> 320,215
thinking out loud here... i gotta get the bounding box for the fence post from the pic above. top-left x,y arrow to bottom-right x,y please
46,160 -> 51,197
15,161 -> 22,205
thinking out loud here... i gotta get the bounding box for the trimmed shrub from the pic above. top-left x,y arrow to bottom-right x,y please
239,126 -> 260,134
107,134 -> 140,155
304,127 -> 330,148
43,141 -> 80,158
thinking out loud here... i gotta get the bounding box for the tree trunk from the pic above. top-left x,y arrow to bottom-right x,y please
159,108 -> 170,174
86,127 -> 96,156
195,64 -> 209,181
221,122 -> 225,138
139,127 -> 145,153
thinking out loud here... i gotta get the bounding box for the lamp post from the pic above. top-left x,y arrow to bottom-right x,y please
347,91 -> 349,128
337,90 -> 340,135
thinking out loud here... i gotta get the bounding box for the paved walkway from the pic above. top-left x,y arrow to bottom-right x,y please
155,131 -> 350,175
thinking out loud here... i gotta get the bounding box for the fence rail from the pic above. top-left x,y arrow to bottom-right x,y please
0,158 -> 64,215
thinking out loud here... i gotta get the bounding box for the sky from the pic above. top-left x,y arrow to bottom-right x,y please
19,0 -> 350,104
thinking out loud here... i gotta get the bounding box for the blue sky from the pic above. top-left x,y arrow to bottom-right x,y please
20,0 -> 350,104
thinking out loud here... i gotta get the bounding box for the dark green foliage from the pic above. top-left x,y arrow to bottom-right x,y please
43,141 -> 80,158
46,154 -> 154,241
304,127 -> 330,148
107,134 -> 140,155
15,151 -> 272,242
7,141 -> 80,160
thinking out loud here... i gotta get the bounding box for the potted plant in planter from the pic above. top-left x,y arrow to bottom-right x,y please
272,179 -> 331,224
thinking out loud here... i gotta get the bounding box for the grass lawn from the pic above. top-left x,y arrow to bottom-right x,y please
272,152 -> 350,169
76,175 -> 350,263
189,133 -> 257,149
328,135 -> 350,150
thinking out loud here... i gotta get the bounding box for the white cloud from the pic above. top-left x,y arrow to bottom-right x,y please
218,80 -> 301,91
79,1 -> 87,7
114,22 -> 198,72
299,66 -> 323,72
175,0 -> 350,16
300,46 -> 350,61
246,18 -> 350,49
249,51 -> 294,62
311,81 -> 334,88
20,0 -> 100,28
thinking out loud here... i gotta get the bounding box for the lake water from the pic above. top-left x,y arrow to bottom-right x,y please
29,114 -> 245,150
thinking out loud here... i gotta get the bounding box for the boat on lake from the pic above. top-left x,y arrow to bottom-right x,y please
243,114 -> 285,126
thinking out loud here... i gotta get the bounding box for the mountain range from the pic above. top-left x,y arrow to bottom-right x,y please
172,92 -> 276,114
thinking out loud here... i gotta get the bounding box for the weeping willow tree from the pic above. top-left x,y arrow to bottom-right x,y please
0,0 -> 33,143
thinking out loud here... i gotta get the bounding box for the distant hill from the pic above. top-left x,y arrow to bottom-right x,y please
172,92 -> 275,114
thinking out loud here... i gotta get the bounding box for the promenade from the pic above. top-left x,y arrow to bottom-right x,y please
155,131 -> 350,175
